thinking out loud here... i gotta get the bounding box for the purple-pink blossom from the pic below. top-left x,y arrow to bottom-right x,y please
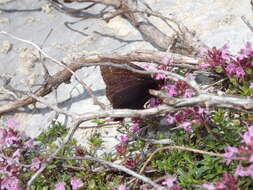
178,122 -> 192,132
154,73 -> 166,80
225,63 -> 237,75
31,157 -> 41,171
202,183 -> 215,190
235,66 -> 245,78
54,182 -> 66,190
147,98 -> 161,108
1,176 -> 21,190
223,146 -> 238,165
238,42 -> 253,59
243,125 -> 253,145
183,89 -> 195,98
70,178 -> 84,190
220,44 -> 230,60
24,139 -> 34,148
116,144 -> 127,155
120,135 -> 129,143
12,149 -> 21,161
118,184 -> 128,190
250,82 -> 253,89
245,42 -> 253,55
161,56 -> 171,64
163,85 -> 177,97
162,177 -> 177,188
0,128 -> 7,145
234,164 -> 253,179
130,124 -> 140,132
6,118 -> 19,129
166,114 -> 175,125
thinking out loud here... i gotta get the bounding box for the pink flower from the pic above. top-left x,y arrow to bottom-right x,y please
6,118 -> 19,129
12,149 -> 21,161
5,135 -> 19,145
225,63 -> 237,75
238,42 -> 253,59
154,73 -> 166,80
202,183 -> 215,190
245,42 -> 253,56
24,139 -> 34,148
70,178 -> 84,190
130,124 -> 140,132
223,146 -> 238,165
147,98 -> 161,108
124,158 -> 136,169
215,173 -> 237,190
220,44 -> 230,60
249,154 -> 253,162
249,82 -> 253,89
161,56 -> 171,64
120,135 -> 129,143
118,184 -> 128,190
235,66 -> 245,78
162,177 -> 177,188
116,144 -> 127,155
1,176 -> 21,190
55,182 -> 66,190
0,128 -> 7,145
31,157 -> 41,171
183,89 -> 195,98
179,122 -> 192,132
243,125 -> 253,145
234,164 -> 253,178
197,107 -> 208,115
163,85 -> 177,97
166,114 -> 175,124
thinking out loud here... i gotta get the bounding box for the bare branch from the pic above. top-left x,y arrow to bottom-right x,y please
48,0 -> 208,55
55,155 -> 166,190
150,90 -> 253,112
0,31 -> 106,110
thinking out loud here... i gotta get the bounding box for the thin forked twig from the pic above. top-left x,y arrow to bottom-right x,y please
0,31 -> 106,109
55,155 -> 166,190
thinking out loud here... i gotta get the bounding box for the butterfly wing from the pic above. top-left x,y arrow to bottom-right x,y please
101,64 -> 157,109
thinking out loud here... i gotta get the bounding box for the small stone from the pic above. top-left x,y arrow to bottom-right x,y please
0,40 -> 12,54
0,17 -> 9,24
42,3 -> 53,15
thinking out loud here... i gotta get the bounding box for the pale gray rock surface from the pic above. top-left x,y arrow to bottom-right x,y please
0,0 -> 253,151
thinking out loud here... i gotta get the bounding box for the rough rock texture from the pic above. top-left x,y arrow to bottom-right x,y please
0,0 -> 253,151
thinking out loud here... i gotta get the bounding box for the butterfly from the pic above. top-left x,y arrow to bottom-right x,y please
100,63 -> 159,109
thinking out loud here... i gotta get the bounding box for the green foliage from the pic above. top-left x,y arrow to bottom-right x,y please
37,121 -> 68,145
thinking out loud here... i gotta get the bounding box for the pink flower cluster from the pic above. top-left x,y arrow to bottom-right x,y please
200,42 -> 253,81
54,178 -> 84,190
162,80 -> 196,98
223,125 -> 253,179
203,173 -> 237,190
152,56 -> 172,80
166,107 -> 209,132
0,120 -> 36,190
162,177 -> 181,190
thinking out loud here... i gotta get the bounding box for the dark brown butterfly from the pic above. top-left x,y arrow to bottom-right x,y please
100,63 -> 159,109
